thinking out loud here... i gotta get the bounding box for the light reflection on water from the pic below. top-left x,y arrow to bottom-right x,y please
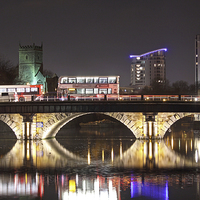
0,124 -> 200,199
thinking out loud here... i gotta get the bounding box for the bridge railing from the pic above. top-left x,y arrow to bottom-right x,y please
33,94 -> 200,102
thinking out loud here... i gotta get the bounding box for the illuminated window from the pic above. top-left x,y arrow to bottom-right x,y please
99,89 -> 107,94
68,88 -> 76,94
94,88 -> 98,94
8,88 -> 15,92
94,77 -> 99,83
77,88 -> 85,94
0,88 -> 6,92
31,88 -> 38,92
61,78 -> 68,83
69,78 -> 76,83
17,88 -> 25,92
86,77 -> 93,83
77,77 -> 86,83
26,88 -> 30,92
108,77 -> 116,83
86,89 -> 93,94
99,78 -> 107,83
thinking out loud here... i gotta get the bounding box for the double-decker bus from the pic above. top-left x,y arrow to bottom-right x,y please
0,84 -> 43,102
57,76 -> 120,100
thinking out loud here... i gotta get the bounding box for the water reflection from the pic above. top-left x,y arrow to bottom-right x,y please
1,123 -> 200,199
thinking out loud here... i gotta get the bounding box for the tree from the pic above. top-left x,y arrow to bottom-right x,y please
171,80 -> 189,94
0,55 -> 18,85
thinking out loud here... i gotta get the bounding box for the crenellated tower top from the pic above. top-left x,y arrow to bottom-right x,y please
19,43 -> 43,51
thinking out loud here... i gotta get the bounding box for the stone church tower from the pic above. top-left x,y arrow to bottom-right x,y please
19,43 -> 46,90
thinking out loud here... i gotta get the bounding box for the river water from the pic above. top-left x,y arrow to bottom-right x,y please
0,117 -> 200,199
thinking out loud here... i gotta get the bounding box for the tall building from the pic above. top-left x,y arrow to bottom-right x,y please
18,43 -> 46,91
195,34 -> 200,94
130,48 -> 167,89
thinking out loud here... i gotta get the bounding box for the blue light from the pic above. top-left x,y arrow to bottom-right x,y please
130,48 -> 167,58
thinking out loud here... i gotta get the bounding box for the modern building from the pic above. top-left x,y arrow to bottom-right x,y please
195,34 -> 200,94
18,43 -> 47,91
130,48 -> 167,90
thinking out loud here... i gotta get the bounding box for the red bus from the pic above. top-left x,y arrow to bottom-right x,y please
0,84 -> 43,102
57,76 -> 120,100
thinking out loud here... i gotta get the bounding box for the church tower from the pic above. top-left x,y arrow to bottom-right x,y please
18,43 -> 46,91
19,43 -> 43,85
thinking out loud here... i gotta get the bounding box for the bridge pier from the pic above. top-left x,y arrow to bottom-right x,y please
22,114 -> 35,140
143,113 -> 159,139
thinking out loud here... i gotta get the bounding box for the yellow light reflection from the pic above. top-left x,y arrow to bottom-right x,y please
27,141 -> 30,160
171,137 -> 174,149
88,145 -> 90,165
149,141 -> 152,160
144,142 -> 147,165
120,141 -> 122,160
191,139 -> 193,151
102,149 -> 104,162
69,180 -> 76,193
27,122 -> 30,138
111,148 -> 114,163
25,173 -> 27,184
185,141 -> 187,155
149,121 -> 152,137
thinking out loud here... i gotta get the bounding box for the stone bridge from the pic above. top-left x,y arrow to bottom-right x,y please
0,101 -> 199,139
0,112 -> 198,140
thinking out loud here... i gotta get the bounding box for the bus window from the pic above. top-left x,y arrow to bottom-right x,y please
108,77 -> 117,83
0,88 -> 7,92
68,88 -> 76,94
99,78 -> 107,83
86,77 -> 93,83
77,88 -> 85,94
86,89 -> 93,94
8,88 -> 15,92
31,88 -> 38,93
69,78 -> 76,83
94,88 -> 98,94
17,88 -> 25,92
26,88 -> 30,92
108,88 -> 112,94
77,77 -> 86,83
61,78 -> 68,83
94,77 -> 99,83
99,89 -> 107,94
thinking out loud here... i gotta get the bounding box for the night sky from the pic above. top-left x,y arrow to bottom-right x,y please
0,0 -> 200,86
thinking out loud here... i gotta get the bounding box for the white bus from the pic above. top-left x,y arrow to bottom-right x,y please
0,85 -> 43,102
57,76 -> 120,100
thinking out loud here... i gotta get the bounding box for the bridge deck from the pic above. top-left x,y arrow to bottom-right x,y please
0,101 -> 200,113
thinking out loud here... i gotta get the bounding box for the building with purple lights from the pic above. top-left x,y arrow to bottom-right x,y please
130,48 -> 167,89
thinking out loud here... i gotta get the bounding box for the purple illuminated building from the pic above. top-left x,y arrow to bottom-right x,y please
130,48 -> 167,90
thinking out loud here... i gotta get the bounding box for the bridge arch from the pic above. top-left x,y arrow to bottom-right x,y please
38,112 -> 142,139
0,114 -> 22,139
157,113 -> 194,138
